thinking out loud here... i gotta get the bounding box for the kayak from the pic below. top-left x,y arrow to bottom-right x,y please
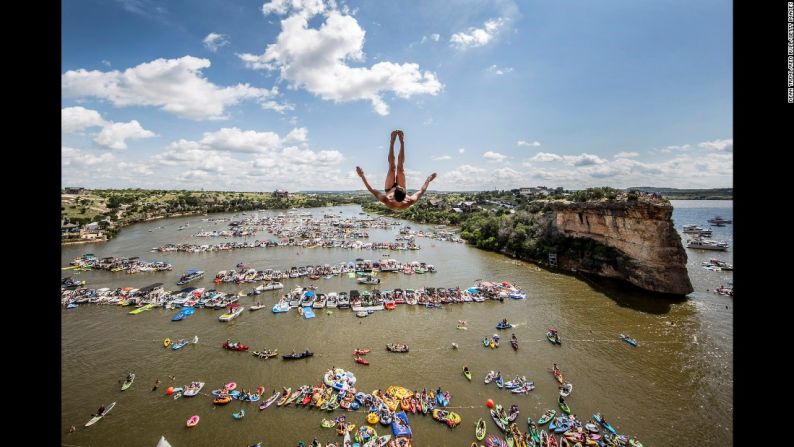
355,356 -> 370,365
84,401 -> 116,427
559,383 -> 573,397
620,333 -> 638,347
496,321 -> 513,329
559,401 -> 571,414
260,391 -> 280,410
464,368 -> 472,381
476,417 -> 487,441
593,413 -> 617,435
156,436 -> 173,447
232,409 -> 245,419
121,374 -> 135,391
553,369 -> 564,385
186,415 -> 199,427
537,409 -> 556,425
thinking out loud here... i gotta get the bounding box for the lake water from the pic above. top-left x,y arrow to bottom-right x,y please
61,200 -> 733,446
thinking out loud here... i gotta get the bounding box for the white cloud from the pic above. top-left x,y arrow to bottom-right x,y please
528,152 -> 606,166
530,152 -> 563,162
517,140 -> 541,147
62,106 -> 106,132
458,148 -> 465,154
240,1 -> 442,115
433,155 -> 452,161
203,32 -> 230,52
62,56 -> 284,120
659,144 -> 691,153
483,151 -> 507,162
430,33 -> 440,42
698,138 -> 732,151
486,64 -> 513,75
94,120 -> 156,149
450,18 -> 506,49
101,60 -> 112,67
62,106 -> 156,150
614,151 -> 639,158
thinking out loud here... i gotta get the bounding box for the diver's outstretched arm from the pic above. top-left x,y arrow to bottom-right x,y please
357,167 -> 387,202
409,172 -> 437,202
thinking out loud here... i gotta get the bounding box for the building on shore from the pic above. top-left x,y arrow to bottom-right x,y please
274,189 -> 289,198
65,187 -> 86,195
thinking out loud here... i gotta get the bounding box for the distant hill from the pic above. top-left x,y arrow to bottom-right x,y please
627,187 -> 732,200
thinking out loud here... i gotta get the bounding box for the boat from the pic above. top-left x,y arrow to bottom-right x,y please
593,413 -> 617,435
353,348 -> 370,355
171,305 -> 197,322
176,268 -> 204,285
354,356 -> 369,365
260,390 -> 280,410
476,417 -> 487,441
183,381 -> 205,397
282,349 -> 313,360
356,311 -> 368,318
553,368 -> 564,384
537,410 -> 556,425
219,304 -> 244,321
432,409 -> 461,428
163,338 -> 171,348
463,367 -> 472,381
121,373 -> 135,391
619,333 -> 638,347
510,334 -> 519,351
252,349 -> 278,359
261,281 -> 284,291
496,320 -> 513,330
559,401 -> 571,414
391,411 -> 412,438
84,401 -> 116,427
171,338 -> 190,350
222,340 -> 249,351
559,383 -> 573,397
509,290 -> 526,300
357,275 -> 381,285
272,298 -> 290,313
249,303 -> 267,311
186,415 -> 200,427
156,436 -> 172,447
128,303 -> 154,315
386,343 -> 409,353
547,328 -> 561,345
686,237 -> 729,251
707,216 -> 732,225
232,409 -> 246,420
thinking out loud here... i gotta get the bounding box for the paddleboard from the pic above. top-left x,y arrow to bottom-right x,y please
84,401 -> 116,427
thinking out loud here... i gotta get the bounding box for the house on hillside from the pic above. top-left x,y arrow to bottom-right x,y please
273,189 -> 289,198
65,187 -> 85,195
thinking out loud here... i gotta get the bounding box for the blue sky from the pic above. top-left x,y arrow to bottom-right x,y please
62,0 -> 732,191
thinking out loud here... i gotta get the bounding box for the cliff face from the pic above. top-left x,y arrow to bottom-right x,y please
545,200 -> 693,295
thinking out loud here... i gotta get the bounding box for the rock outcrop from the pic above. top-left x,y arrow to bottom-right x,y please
545,200 -> 693,295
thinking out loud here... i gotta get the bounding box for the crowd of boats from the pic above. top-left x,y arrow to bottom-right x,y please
701,258 -> 733,271
60,280 -> 528,315
150,239 -> 421,253
66,253 -> 173,273
213,259 -> 436,285
682,218 -> 732,251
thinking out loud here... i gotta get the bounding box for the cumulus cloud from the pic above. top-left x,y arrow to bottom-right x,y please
62,106 -> 106,132
530,152 -> 563,162
659,144 -> 691,153
458,148 -> 465,154
486,64 -> 513,75
529,152 -> 606,166
240,0 -> 442,115
517,140 -> 540,147
698,138 -> 732,151
614,151 -> 639,158
62,56 -> 284,120
450,18 -> 506,49
483,151 -> 507,162
430,33 -> 440,42
94,120 -> 156,149
62,106 -> 156,149
433,155 -> 452,161
203,32 -> 230,52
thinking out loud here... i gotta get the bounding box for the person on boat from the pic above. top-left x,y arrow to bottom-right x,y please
69,425 -> 76,433
356,130 -> 438,210
152,378 -> 160,391
464,365 -> 469,374
95,405 -> 106,416
558,395 -> 565,404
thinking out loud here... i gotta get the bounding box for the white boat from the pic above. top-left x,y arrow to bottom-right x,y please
262,281 -> 283,291
272,298 -> 290,313
183,381 -> 205,397
312,293 -> 328,309
326,292 -> 338,308
156,436 -> 173,447
219,304 -> 244,321
686,238 -> 729,251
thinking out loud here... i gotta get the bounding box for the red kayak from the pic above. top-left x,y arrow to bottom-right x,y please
353,348 -> 370,356
223,341 -> 249,351
354,356 -> 369,365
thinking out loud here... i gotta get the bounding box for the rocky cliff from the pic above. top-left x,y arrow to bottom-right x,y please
545,200 -> 693,295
